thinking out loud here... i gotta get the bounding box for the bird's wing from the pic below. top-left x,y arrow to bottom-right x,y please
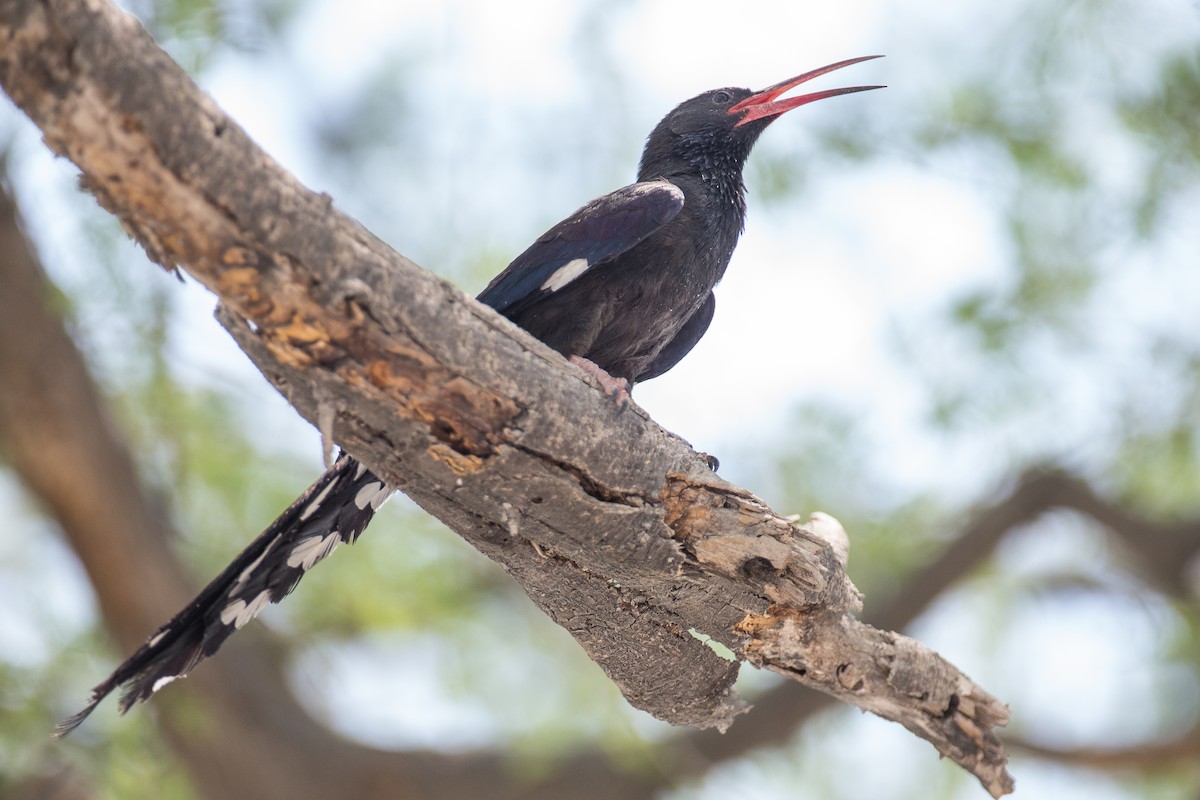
478,180 -> 684,316
634,291 -> 715,384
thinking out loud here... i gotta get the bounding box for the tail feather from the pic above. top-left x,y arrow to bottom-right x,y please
53,452 -> 393,739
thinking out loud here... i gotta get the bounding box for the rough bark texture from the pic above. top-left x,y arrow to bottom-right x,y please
740,607 -> 1011,789
0,167 -> 674,800
0,0 -> 1013,794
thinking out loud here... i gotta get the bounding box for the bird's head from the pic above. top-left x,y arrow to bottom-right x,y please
638,55 -> 884,181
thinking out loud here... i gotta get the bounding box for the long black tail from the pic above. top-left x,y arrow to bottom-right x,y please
53,452 -> 393,738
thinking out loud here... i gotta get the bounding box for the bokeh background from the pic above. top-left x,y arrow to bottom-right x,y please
2,0 -> 1199,797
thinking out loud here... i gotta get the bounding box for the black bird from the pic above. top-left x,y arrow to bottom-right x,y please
54,56 -> 882,737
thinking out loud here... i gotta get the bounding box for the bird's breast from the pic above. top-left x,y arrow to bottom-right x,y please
579,225 -> 728,379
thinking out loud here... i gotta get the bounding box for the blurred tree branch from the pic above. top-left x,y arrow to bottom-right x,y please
10,765 -> 96,800
1020,470 -> 1200,598
0,0 -> 1013,795
1008,726 -> 1200,770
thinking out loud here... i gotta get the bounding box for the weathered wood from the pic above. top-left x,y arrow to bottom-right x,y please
0,0 -> 1012,793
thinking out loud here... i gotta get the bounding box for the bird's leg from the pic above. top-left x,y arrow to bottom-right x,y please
569,355 -> 631,407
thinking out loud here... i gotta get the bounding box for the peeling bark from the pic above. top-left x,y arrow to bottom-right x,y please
0,0 -> 1013,793
740,607 -> 1013,797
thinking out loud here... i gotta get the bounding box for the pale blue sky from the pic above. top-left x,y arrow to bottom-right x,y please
4,0 -> 1199,797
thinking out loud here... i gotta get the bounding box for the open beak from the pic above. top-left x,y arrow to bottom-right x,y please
729,55 -> 885,128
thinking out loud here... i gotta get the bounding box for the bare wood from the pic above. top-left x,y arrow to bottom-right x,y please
740,606 -> 1012,797
0,0 -> 1013,793
0,150 -> 671,800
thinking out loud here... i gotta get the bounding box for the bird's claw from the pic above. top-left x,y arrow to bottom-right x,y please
569,355 -> 631,409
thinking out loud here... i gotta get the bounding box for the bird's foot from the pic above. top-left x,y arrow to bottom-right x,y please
569,355 -> 631,407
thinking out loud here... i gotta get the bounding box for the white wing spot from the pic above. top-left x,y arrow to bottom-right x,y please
369,484 -> 394,510
354,461 -> 367,480
148,630 -> 167,648
233,547 -> 270,591
219,590 -> 272,629
152,675 -> 181,694
219,600 -> 245,627
287,531 -> 341,571
354,481 -> 383,510
299,480 -> 336,521
540,258 -> 589,292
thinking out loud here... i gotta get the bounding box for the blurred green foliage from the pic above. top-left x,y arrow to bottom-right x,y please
2,0 -> 1199,797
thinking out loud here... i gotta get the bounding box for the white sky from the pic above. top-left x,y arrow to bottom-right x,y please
4,0 -> 1199,797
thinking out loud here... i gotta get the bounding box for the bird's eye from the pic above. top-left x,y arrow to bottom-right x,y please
712,90 -> 732,105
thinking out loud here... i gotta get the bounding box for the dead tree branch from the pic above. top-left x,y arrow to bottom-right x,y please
0,154 -> 666,800
0,0 -> 1012,793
